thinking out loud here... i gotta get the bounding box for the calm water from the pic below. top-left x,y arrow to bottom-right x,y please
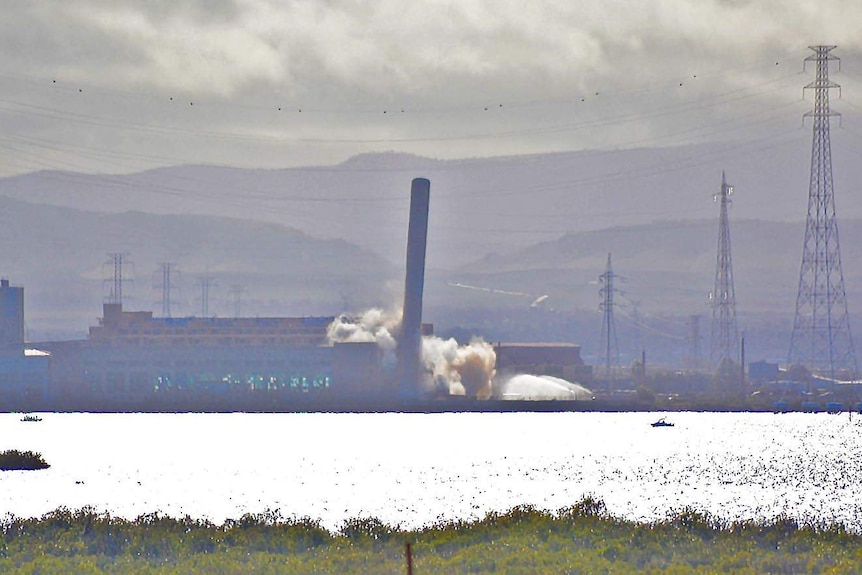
2,411 -> 862,530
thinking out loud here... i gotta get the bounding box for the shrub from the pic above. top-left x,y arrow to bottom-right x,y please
0,449 -> 50,471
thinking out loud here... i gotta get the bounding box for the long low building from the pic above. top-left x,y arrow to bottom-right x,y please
4,293 -> 595,411
40,303 -> 338,403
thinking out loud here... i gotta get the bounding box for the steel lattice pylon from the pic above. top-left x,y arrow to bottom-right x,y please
597,252 -> 620,378
710,172 -> 739,367
103,252 -> 132,305
788,45 -> 858,378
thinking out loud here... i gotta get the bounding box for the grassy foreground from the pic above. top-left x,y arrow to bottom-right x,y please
2,498 -> 861,574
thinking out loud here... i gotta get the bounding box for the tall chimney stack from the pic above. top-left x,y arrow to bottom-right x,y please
399,178 -> 430,397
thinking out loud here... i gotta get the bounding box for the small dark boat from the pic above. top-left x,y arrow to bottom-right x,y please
20,415 -> 42,422
651,417 -> 674,428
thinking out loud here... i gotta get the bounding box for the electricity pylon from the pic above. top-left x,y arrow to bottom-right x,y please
788,45 -> 858,379
154,263 -> 179,318
598,253 -> 620,379
103,253 -> 133,305
710,172 -> 738,367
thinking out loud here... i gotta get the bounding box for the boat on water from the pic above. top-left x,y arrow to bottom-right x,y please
20,415 -> 42,422
651,417 -> 674,428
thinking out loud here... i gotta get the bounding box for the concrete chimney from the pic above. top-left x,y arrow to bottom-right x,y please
399,178 -> 430,396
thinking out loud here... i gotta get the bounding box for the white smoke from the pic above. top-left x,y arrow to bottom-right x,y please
327,308 -> 400,354
421,336 -> 496,398
328,311 -> 591,401
498,374 -> 592,401
327,308 -> 497,397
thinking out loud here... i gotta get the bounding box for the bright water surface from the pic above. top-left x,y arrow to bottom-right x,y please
1,412 -> 861,530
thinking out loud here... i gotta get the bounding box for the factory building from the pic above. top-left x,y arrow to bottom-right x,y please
333,341 -> 385,396
0,279 -> 50,408
0,177 -> 595,412
0,279 -> 24,356
41,303 -> 338,404
90,303 -> 330,349
494,342 -> 592,384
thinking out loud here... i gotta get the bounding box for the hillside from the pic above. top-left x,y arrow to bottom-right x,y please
3,188 -> 862,365
1,140 -> 854,268
441,219 -> 829,314
426,218 -> 862,365
0,196 -> 395,339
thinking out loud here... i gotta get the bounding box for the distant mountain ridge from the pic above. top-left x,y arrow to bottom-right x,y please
4,144 -> 862,350
1,140 -> 855,268
439,217 -> 862,318
3,189 -> 862,364
0,195 -> 394,340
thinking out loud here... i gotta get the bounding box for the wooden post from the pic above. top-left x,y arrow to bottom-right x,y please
406,541 -> 413,575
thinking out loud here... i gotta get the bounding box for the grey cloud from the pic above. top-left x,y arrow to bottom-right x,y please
0,0 -> 860,176
6,1 -> 862,96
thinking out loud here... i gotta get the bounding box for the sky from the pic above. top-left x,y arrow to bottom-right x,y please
1,0 -> 862,177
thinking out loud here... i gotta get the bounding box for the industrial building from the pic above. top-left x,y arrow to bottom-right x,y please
0,178 -> 592,412
0,278 -> 23,356
39,302 -> 338,407
10,301 -> 589,410
6,303 -> 591,411
495,342 -> 592,384
0,279 -> 49,407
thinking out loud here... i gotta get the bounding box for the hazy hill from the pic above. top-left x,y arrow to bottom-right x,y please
427,218 -> 862,365
438,218 -> 862,317
3,189 -> 862,366
0,196 -> 395,340
3,136 -> 862,359
1,140 -> 854,268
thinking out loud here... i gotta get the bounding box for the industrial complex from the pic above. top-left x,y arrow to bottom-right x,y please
1,47 -> 857,413
0,179 -> 593,413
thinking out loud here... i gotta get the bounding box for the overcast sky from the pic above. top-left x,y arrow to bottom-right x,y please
1,0 -> 861,176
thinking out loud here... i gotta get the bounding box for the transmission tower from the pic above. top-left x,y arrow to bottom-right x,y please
154,263 -> 179,318
710,172 -> 739,367
788,45 -> 858,378
228,284 -> 247,318
598,253 -> 620,378
103,253 -> 133,305
196,275 -> 217,317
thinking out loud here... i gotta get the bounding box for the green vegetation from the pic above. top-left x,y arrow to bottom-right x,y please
0,449 -> 49,471
2,498 -> 862,573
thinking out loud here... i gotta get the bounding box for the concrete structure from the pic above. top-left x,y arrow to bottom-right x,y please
494,342 -> 592,384
43,303 -> 335,401
0,281 -> 49,408
333,341 -> 384,396
749,360 -> 780,382
0,350 -> 50,408
0,279 -> 24,357
398,178 -> 430,396
91,303 -> 329,348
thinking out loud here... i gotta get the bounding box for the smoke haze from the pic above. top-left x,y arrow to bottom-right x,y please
421,336 -> 496,398
327,308 -> 497,397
